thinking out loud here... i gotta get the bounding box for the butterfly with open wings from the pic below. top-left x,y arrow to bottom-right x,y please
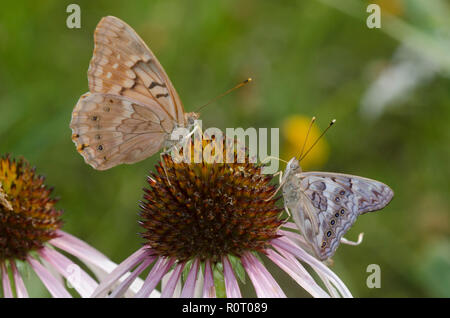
70,16 -> 199,170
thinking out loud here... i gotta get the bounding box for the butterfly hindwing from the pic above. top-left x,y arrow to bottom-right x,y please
70,93 -> 168,170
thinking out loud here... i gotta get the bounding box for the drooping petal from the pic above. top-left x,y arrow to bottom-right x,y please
278,225 -> 346,297
110,257 -> 154,298
161,262 -> 185,298
11,261 -> 28,298
279,223 -> 314,253
50,230 -> 113,274
265,248 -> 329,298
203,260 -> 216,298
241,252 -> 285,298
180,258 -> 199,298
222,256 -> 241,298
91,247 -> 149,298
1,263 -> 13,298
27,256 -> 71,298
51,231 -> 157,297
276,245 -> 335,297
136,257 -> 175,298
315,270 -> 340,298
272,237 -> 352,298
38,247 -> 98,298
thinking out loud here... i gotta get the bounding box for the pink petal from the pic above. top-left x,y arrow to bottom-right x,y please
91,247 -> 149,298
180,259 -> 199,298
222,256 -> 241,298
202,260 -> 216,298
136,257 -> 175,298
1,263 -> 13,298
51,231 -> 156,297
11,261 -> 28,298
272,237 -> 352,298
241,252 -> 285,298
315,270 -> 340,298
110,257 -> 154,298
193,269 -> 204,298
38,247 -> 98,298
278,228 -> 309,246
27,256 -> 72,298
265,248 -> 329,298
50,230 -> 112,273
282,222 -> 300,230
161,262 -> 185,298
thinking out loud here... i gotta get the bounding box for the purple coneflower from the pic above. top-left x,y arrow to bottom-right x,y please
93,141 -> 352,298
0,155 -> 134,298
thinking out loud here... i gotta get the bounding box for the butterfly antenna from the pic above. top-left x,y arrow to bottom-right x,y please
297,116 -> 316,160
194,78 -> 252,113
299,119 -> 336,162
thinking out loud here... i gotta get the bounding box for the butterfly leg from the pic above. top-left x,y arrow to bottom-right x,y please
284,200 -> 291,218
265,170 -> 284,202
160,151 -> 173,187
185,123 -> 201,140
340,233 -> 364,246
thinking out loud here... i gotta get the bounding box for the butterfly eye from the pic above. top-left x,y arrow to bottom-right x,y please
97,145 -> 103,151
330,219 -> 335,225
335,213 -> 339,218
334,197 -> 340,202
327,231 -> 332,237
92,116 -> 99,121
340,190 -> 345,195
321,242 -> 326,248
340,209 -> 345,214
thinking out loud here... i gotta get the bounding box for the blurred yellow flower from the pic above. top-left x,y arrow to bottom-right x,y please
375,0 -> 404,17
282,115 -> 329,171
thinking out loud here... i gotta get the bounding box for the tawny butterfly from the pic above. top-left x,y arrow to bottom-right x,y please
70,16 -> 199,170
269,118 -> 394,261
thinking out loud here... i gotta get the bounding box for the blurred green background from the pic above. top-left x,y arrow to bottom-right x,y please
0,0 -> 449,297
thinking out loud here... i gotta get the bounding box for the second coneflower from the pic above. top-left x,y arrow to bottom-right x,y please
93,139 -> 352,298
0,155 -> 141,298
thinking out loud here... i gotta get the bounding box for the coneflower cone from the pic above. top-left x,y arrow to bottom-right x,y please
0,155 -> 63,261
140,140 -> 284,263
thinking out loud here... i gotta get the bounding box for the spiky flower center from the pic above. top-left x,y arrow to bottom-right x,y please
0,156 -> 63,261
140,140 -> 283,263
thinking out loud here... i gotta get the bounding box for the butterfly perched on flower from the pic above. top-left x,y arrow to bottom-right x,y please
70,16 -> 199,170
270,118 -> 394,261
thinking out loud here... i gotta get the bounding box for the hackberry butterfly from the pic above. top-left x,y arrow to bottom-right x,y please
270,118 -> 394,261
70,16 -> 199,170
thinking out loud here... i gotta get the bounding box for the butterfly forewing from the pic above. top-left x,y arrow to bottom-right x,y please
88,16 -> 184,123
